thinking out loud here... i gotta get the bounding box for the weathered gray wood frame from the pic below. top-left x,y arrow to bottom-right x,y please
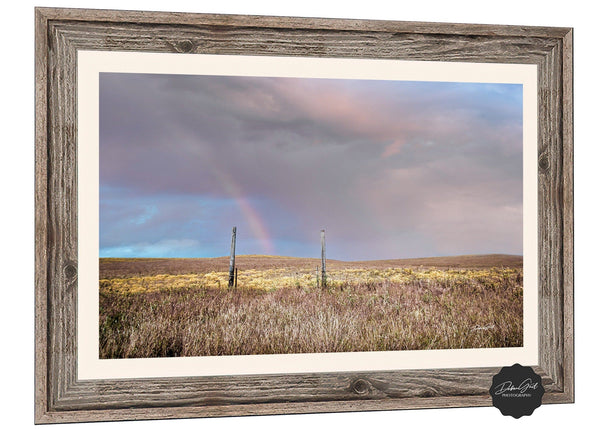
34,7 -> 574,424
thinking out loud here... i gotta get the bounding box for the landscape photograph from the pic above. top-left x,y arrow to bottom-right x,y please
98,72 -> 524,359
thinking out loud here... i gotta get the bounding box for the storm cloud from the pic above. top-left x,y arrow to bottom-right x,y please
99,72 -> 523,260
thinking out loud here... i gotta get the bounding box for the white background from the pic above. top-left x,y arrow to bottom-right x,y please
1,1 -> 596,428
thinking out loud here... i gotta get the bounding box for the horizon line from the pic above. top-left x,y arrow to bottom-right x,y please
99,252 -> 524,263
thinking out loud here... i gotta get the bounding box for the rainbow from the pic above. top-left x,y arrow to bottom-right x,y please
212,168 -> 275,255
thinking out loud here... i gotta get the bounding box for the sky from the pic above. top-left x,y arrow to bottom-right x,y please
99,72 -> 523,260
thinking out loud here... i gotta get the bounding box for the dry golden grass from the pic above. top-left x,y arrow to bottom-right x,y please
99,256 -> 523,358
100,254 -> 522,278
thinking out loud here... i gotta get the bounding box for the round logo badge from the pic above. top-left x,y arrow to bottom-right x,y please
489,363 -> 545,418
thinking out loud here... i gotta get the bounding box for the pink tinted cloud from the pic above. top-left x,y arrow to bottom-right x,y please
265,79 -> 417,144
381,139 -> 405,158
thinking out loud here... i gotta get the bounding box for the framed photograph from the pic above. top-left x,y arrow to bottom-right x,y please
35,7 -> 573,424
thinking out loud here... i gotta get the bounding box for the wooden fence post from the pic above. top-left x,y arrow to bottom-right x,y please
228,226 -> 236,288
321,229 -> 326,288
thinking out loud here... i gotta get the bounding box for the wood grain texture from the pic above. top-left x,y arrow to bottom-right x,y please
34,7 -> 572,38
34,7 -> 49,422
560,28 -> 574,402
34,7 -> 574,424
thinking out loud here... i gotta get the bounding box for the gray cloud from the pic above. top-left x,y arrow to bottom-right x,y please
99,73 -> 523,259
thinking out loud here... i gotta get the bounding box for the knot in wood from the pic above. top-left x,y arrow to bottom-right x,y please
538,152 -> 549,173
177,40 -> 195,53
63,263 -> 77,281
351,378 -> 370,395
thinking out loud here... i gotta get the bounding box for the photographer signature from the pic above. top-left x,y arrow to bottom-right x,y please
493,378 -> 539,395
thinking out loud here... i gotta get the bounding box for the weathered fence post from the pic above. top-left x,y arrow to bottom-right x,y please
321,229 -> 326,288
228,226 -> 236,288
235,267 -> 238,289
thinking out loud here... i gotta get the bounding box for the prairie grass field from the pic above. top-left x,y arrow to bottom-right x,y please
99,255 -> 523,358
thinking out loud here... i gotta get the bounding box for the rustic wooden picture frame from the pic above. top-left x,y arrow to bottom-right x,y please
34,7 -> 573,424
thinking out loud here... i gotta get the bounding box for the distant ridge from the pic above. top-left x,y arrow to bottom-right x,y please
100,254 -> 522,279
355,254 -> 523,268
